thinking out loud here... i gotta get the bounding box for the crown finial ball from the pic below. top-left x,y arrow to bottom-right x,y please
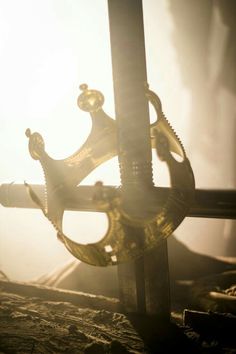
79,83 -> 88,92
77,85 -> 104,112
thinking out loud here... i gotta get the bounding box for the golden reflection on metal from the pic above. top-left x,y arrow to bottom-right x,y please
26,84 -> 195,266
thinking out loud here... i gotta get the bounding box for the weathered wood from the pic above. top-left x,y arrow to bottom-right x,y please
2,182 -> 236,220
0,279 -> 120,313
0,287 -> 145,353
1,280 -> 236,353
108,0 -> 170,318
189,270 -> 236,314
0,283 -> 196,353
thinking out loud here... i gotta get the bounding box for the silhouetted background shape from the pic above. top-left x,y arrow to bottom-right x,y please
169,0 -> 236,256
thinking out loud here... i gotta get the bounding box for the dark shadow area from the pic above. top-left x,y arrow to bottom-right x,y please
126,314 -> 199,354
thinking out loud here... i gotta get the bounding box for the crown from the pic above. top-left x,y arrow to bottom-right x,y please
25,84 -> 195,266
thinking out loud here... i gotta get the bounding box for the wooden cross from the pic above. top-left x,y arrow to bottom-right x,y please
0,0 -> 236,321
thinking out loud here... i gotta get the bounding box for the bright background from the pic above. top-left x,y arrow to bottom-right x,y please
0,0 -> 235,281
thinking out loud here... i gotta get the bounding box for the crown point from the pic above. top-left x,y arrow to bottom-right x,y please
25,128 -> 31,138
79,83 -> 88,92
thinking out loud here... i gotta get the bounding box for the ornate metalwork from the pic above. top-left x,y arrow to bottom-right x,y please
25,84 -> 195,266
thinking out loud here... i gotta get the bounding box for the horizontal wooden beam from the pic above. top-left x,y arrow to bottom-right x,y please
1,183 -> 236,219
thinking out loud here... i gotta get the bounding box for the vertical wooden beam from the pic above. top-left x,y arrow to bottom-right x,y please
107,0 -> 153,189
107,0 -> 170,318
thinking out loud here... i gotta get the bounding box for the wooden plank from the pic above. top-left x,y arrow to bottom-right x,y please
0,279 -> 120,313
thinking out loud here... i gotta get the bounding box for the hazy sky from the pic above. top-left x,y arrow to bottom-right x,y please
0,0 -> 182,281
0,1 -> 233,281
